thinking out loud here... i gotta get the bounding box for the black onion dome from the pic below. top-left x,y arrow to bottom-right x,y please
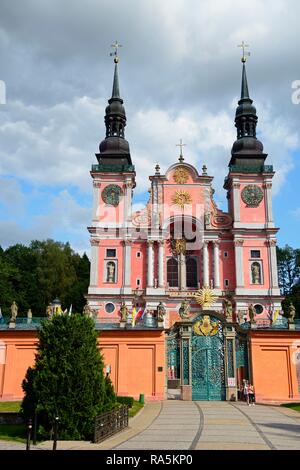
231,61 -> 264,158
97,58 -> 132,165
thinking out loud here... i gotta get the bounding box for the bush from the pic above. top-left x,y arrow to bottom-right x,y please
21,313 -> 116,440
117,396 -> 134,408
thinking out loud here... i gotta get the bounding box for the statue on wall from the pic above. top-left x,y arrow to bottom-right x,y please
46,305 -> 53,319
83,302 -> 96,318
251,262 -> 261,284
157,302 -> 166,322
179,299 -> 190,319
237,310 -> 245,324
288,302 -> 296,323
248,304 -> 256,323
10,301 -> 18,322
27,309 -> 32,323
223,298 -> 233,320
107,262 -> 116,283
120,302 -> 128,322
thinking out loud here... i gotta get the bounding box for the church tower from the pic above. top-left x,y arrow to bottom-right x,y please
87,44 -> 136,316
224,48 -> 282,318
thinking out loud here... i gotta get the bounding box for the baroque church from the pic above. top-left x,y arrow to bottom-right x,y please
0,47 -> 299,404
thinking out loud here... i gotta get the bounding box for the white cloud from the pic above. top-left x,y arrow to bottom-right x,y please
0,0 -> 299,249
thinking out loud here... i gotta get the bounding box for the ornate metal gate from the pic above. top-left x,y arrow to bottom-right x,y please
192,315 -> 226,400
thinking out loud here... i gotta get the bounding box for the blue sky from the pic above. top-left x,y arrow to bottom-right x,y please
0,0 -> 299,254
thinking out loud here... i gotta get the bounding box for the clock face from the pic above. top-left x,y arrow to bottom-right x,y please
101,185 -> 123,206
241,185 -> 263,207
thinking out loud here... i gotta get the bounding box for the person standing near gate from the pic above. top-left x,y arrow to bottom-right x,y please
243,380 -> 249,405
248,383 -> 255,406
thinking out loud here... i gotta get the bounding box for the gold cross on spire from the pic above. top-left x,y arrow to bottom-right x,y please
176,139 -> 186,163
238,41 -> 250,63
110,41 -> 122,63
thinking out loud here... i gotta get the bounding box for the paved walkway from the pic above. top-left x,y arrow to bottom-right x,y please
1,401 -> 300,450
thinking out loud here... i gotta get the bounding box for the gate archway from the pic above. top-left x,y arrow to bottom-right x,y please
191,315 -> 226,400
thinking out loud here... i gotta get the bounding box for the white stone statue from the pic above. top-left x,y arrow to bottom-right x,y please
10,301 -> 18,322
251,263 -> 261,284
107,262 -> 115,283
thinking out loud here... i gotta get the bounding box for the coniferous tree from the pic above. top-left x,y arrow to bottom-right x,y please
21,313 -> 115,440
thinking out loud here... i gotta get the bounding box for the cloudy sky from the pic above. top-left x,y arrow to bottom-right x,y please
0,0 -> 299,254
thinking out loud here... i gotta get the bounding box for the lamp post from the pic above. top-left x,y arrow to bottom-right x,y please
26,418 -> 32,451
52,416 -> 59,451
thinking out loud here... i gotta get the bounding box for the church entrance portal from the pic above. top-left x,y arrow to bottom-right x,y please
167,311 -> 246,401
191,315 -> 225,400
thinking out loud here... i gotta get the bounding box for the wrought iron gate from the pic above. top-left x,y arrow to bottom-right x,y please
192,316 -> 225,400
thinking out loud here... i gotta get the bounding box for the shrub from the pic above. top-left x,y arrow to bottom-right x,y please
21,313 -> 115,440
116,396 -> 134,408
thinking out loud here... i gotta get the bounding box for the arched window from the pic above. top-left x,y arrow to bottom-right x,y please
106,261 -> 116,283
167,258 -> 178,287
186,257 -> 198,288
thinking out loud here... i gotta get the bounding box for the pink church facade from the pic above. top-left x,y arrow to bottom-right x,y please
86,58 -> 282,331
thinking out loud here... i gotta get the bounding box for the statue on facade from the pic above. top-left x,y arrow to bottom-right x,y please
204,211 -> 211,228
120,302 -> 128,322
223,298 -> 233,320
251,263 -> 261,284
83,302 -> 94,318
248,304 -> 256,323
237,310 -> 245,324
10,301 -> 18,322
288,302 -> 296,323
179,299 -> 190,319
157,302 -> 166,322
107,262 -> 115,283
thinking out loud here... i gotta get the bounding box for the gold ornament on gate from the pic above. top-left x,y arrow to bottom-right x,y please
173,167 -> 189,184
193,315 -> 218,336
171,190 -> 192,209
194,286 -> 217,309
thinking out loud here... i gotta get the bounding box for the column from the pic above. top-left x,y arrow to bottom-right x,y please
90,239 -> 99,286
232,182 -> 240,222
92,181 -> 101,222
203,241 -> 209,287
224,328 -> 237,401
268,239 -> 279,288
213,240 -> 220,288
158,240 -> 165,288
152,181 -> 159,229
147,241 -> 154,287
234,239 -> 244,287
124,240 -> 132,287
179,253 -> 186,290
264,182 -> 274,224
123,181 -> 133,225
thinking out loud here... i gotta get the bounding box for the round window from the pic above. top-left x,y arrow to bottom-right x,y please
105,303 -> 115,314
254,304 -> 264,315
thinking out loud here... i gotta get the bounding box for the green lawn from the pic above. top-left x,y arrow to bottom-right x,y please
129,400 -> 144,418
0,401 -> 21,412
282,403 -> 300,413
0,424 -> 26,443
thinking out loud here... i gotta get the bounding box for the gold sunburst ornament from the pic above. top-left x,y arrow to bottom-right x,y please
194,286 -> 217,309
173,167 -> 189,184
171,190 -> 192,209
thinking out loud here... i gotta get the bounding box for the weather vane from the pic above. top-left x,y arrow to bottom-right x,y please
176,139 -> 186,163
110,41 -> 122,63
238,41 -> 250,63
